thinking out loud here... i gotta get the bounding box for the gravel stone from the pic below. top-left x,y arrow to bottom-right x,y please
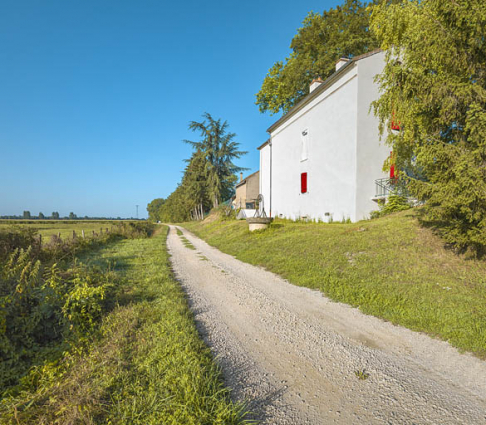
168,225 -> 486,424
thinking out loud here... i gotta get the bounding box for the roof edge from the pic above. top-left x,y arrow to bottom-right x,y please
257,139 -> 270,150
266,49 -> 383,134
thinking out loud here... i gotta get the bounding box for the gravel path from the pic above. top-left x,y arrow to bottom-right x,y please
167,225 -> 486,424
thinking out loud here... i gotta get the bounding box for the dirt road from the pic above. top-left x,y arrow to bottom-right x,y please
168,225 -> 486,424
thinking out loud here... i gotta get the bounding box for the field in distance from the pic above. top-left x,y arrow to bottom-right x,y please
0,219 -> 135,240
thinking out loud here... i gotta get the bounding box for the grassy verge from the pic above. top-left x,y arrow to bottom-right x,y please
183,211 -> 486,358
1,227 -> 244,424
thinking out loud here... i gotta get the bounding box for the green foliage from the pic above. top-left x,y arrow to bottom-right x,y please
355,369 -> 370,380
371,0 -> 486,255
62,269 -> 107,336
371,194 -> 411,219
146,197 -> 165,222
0,226 -> 38,261
185,112 -> 247,208
184,211 -> 486,358
0,250 -> 113,391
0,229 -> 245,424
256,0 -> 379,114
149,113 -> 246,223
0,222 -> 154,392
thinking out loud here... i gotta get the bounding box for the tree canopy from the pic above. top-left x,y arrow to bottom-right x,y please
371,0 -> 486,255
185,113 -> 247,208
256,0 -> 379,115
146,198 -> 165,222
147,113 -> 246,223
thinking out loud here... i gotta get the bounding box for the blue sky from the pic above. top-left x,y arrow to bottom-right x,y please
0,0 -> 339,218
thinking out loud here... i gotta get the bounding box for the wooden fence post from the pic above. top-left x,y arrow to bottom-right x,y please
82,230 -> 85,239
73,230 -> 76,239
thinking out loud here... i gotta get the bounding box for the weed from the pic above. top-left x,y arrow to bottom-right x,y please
180,236 -> 196,250
355,369 -> 369,380
0,228 -> 245,423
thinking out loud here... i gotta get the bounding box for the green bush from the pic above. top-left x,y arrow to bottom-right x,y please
0,248 -> 115,392
371,194 -> 411,219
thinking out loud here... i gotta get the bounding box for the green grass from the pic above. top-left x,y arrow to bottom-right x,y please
183,210 -> 486,358
0,220 -> 124,240
0,227 -> 245,424
176,228 -> 197,250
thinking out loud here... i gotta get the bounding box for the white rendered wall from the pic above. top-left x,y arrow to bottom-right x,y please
268,67 -> 359,222
259,144 -> 271,216
355,52 -> 390,220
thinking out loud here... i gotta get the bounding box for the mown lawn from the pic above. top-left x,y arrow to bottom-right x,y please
1,227 -> 245,424
183,211 -> 486,358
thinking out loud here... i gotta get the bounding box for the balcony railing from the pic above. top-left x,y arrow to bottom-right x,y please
375,177 -> 408,199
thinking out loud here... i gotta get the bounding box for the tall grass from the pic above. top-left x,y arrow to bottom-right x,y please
0,227 -> 245,424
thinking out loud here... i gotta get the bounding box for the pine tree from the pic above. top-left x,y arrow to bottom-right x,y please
371,0 -> 486,255
184,113 -> 246,209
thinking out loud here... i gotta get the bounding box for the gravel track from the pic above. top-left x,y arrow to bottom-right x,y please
167,225 -> 486,424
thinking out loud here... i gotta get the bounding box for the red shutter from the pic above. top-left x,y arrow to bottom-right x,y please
301,172 -> 307,193
390,151 -> 397,179
391,111 -> 401,131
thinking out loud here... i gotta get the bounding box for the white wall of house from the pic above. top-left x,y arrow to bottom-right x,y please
260,51 -> 389,222
259,143 -> 271,215
355,53 -> 390,220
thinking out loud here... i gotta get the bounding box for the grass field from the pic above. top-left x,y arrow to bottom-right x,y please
0,220 -> 131,240
183,210 -> 486,358
1,227 -> 245,424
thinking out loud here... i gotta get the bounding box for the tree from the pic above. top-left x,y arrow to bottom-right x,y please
23,211 -> 31,219
185,113 -> 246,208
256,0 -> 379,115
38,212 -> 45,219
371,0 -> 486,255
68,212 -> 77,220
51,212 -> 60,220
183,150 -> 211,220
147,198 -> 165,222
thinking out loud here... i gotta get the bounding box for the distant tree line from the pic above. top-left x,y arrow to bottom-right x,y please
147,113 -> 246,223
0,212 -> 140,220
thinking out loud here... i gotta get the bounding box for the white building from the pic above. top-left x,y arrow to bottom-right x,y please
258,49 -> 390,222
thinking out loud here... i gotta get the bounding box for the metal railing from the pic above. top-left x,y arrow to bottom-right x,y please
375,177 -> 408,198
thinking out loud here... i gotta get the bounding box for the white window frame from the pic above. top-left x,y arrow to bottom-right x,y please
300,128 -> 309,162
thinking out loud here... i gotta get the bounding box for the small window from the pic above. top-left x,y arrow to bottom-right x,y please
301,129 -> 309,161
301,172 -> 308,193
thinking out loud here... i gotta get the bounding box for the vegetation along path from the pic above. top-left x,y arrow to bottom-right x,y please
169,225 -> 486,424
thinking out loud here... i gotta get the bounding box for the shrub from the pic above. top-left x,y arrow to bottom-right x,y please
371,194 -> 411,219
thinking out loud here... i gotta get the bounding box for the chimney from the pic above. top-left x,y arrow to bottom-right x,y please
309,77 -> 324,93
335,57 -> 349,71
240,172 -> 243,182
